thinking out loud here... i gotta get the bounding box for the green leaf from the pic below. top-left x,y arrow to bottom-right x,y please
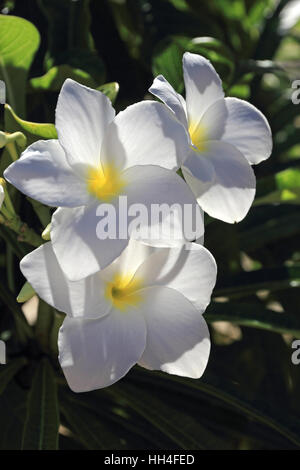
49,312 -> 64,358
38,0 -> 105,83
255,188 -> 300,206
98,82 -> 120,104
0,357 -> 27,396
152,36 -> 189,93
35,300 -> 55,354
239,59 -> 283,75
108,0 -> 143,60
255,167 -> 300,206
0,281 -> 33,344
0,14 -> 40,116
59,387 -> 124,450
205,301 -> 300,337
30,64 -> 97,92
131,368 -> 300,448
152,35 -> 234,94
215,265 -> 300,298
5,104 -> 57,140
0,225 -> 27,259
239,211 -> 300,251
0,380 -> 28,450
187,36 -> 233,60
107,382 -> 225,450
22,359 -> 59,450
17,281 -> 35,304
187,36 -> 234,84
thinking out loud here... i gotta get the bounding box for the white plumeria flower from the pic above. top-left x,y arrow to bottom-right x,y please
150,52 -> 273,223
20,238 -> 217,392
4,79 -> 201,281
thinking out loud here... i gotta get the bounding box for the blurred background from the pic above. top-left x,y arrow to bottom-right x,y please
0,0 -> 300,450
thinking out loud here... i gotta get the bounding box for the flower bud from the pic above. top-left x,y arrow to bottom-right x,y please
17,281 -> 35,303
42,222 -> 51,241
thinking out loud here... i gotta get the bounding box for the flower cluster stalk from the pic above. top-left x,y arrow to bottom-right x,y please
0,179 -> 42,247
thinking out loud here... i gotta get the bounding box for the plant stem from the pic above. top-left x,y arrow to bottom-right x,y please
2,182 -> 16,215
0,282 -> 33,344
6,245 -> 15,292
0,213 -> 42,247
6,141 -> 18,161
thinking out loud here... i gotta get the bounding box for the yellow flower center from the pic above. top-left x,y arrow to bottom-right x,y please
188,122 -> 208,152
105,273 -> 144,311
86,164 -> 126,201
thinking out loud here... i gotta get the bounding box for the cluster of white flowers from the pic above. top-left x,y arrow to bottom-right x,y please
4,53 -> 272,392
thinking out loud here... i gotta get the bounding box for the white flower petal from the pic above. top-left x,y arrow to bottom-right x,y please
100,238 -> 157,282
138,286 -> 210,379
4,140 -> 90,207
149,75 -> 188,128
183,52 -> 224,125
51,204 -> 128,281
56,79 -> 115,168
200,97 -> 272,164
135,243 -> 217,312
182,141 -> 256,223
100,101 -> 190,171
20,243 -> 111,319
58,309 -> 146,392
123,165 -> 204,245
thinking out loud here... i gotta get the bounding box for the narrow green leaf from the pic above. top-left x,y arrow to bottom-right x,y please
240,59 -> 283,75
59,388 -> 123,450
205,301 -> 300,338
0,357 -> 27,396
35,300 -> 55,354
0,282 -> 33,344
0,225 -> 27,259
255,167 -> 300,206
22,359 -> 59,450
49,311 -> 64,358
215,266 -> 300,298
108,382 -> 225,450
239,212 -> 300,251
255,188 -> 300,206
132,368 -> 300,448
0,380 -> 28,450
